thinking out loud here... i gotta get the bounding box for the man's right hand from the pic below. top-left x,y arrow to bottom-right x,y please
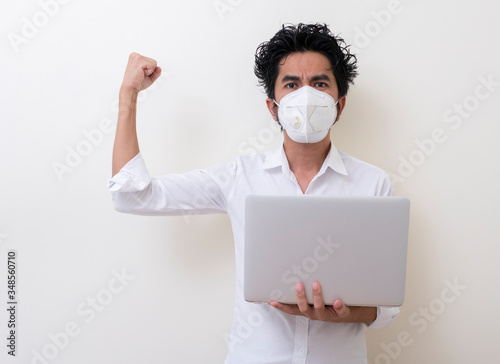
120,52 -> 162,95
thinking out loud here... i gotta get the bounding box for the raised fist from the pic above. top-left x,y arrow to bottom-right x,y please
120,52 -> 162,94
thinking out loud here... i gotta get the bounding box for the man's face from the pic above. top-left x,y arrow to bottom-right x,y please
266,51 -> 346,123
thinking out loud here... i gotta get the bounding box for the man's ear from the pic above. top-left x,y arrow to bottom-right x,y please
335,96 -> 347,122
266,98 -> 279,121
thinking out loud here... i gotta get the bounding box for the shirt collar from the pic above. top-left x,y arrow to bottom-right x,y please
326,143 -> 348,176
259,143 -> 348,176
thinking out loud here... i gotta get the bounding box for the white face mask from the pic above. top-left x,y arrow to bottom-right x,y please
274,86 -> 339,144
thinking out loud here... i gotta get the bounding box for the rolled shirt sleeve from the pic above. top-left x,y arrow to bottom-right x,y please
108,152 -> 234,216
108,153 -> 152,193
365,306 -> 400,330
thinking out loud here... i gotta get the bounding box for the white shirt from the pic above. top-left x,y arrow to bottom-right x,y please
108,144 -> 400,364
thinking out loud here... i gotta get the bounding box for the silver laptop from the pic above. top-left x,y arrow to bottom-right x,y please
244,194 -> 410,307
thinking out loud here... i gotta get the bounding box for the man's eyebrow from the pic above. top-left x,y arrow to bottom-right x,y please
310,74 -> 331,82
280,74 -> 332,83
280,75 -> 301,83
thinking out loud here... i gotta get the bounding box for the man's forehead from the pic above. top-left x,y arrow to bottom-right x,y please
277,52 -> 334,80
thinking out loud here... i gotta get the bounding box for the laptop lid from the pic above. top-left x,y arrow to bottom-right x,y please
244,194 -> 410,307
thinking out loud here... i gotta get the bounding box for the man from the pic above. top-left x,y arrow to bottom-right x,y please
109,23 -> 400,363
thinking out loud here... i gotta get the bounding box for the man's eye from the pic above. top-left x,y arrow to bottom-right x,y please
315,82 -> 327,88
285,83 -> 296,89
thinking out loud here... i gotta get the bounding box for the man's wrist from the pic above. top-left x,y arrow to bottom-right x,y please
341,306 -> 377,324
119,86 -> 139,106
364,306 -> 378,323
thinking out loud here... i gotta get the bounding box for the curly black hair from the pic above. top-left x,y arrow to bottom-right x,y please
254,23 -> 358,100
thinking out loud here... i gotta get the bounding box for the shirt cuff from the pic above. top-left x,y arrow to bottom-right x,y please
108,152 -> 152,192
365,306 -> 400,330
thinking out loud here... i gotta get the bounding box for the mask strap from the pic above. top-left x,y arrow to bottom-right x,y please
273,99 -> 280,107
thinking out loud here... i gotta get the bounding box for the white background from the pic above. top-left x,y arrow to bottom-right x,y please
1,0 -> 499,363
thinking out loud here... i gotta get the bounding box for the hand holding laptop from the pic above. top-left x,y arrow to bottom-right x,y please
269,281 -> 377,323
